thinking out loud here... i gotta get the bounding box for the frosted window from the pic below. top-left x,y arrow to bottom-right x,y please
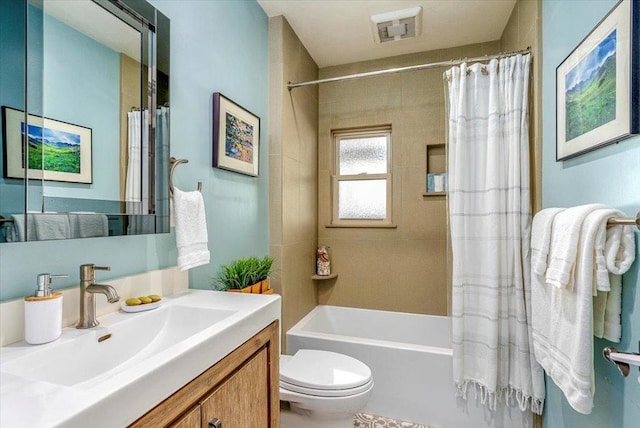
338,180 -> 387,219
339,137 -> 388,175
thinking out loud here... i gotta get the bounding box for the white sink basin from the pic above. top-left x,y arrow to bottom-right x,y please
0,290 -> 281,428
2,304 -> 235,386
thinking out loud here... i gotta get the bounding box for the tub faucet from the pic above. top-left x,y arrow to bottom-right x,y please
76,264 -> 120,329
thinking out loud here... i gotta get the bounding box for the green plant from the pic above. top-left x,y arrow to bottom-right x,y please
214,256 -> 274,290
254,255 -> 274,282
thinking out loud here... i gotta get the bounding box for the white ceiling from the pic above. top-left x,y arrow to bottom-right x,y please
257,0 -> 517,68
44,0 -> 140,60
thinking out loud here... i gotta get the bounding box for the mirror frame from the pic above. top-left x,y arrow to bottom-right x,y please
0,0 -> 170,242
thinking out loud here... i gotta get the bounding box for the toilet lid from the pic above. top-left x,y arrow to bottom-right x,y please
280,350 -> 372,391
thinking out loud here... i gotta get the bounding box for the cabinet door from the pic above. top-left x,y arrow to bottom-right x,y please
200,347 -> 269,428
170,406 -> 201,428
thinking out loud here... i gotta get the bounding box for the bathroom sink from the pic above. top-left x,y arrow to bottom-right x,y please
1,304 -> 236,386
0,290 -> 281,428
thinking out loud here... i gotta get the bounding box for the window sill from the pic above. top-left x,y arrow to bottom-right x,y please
325,223 -> 398,229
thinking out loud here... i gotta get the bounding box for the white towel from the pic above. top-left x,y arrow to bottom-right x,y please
593,222 -> 635,342
604,224 -> 636,275
545,204 -> 607,289
173,188 -> 210,271
531,208 -> 564,276
532,207 -> 635,414
594,274 -> 623,342
32,214 -> 71,241
532,211 -> 597,414
68,214 -> 109,238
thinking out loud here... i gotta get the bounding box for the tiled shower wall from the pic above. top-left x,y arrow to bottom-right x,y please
268,16 -> 320,347
317,41 -> 500,316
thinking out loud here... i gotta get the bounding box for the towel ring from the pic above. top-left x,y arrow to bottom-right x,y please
169,157 -> 202,196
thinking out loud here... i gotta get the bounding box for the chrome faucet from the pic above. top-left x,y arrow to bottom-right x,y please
76,264 -> 120,329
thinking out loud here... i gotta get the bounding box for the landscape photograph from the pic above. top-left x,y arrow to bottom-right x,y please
564,29 -> 617,142
22,122 -> 81,173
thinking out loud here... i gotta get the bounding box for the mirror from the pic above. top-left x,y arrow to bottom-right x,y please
0,0 -> 170,242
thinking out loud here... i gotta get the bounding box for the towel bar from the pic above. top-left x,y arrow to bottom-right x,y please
606,210 -> 640,231
603,342 -> 640,378
0,216 -> 14,224
169,157 -> 203,196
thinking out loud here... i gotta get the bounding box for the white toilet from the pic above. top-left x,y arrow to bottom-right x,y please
279,349 -> 374,428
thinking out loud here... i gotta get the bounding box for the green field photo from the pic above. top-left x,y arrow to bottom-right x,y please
564,29 -> 617,142
23,123 -> 81,174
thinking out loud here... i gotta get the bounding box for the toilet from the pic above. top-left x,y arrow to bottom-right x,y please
279,349 -> 374,428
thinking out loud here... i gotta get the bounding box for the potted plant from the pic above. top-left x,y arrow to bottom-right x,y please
254,255 -> 274,293
214,256 -> 274,294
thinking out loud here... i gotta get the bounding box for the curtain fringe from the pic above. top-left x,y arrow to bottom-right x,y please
455,380 -> 544,415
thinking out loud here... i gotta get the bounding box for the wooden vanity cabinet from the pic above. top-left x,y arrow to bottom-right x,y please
130,321 -> 279,428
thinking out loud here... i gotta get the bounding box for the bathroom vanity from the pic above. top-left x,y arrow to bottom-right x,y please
0,290 -> 281,428
131,320 -> 279,427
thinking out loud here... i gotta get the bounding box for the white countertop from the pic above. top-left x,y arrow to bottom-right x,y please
0,290 -> 281,428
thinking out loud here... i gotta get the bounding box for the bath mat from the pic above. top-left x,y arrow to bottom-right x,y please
354,412 -> 430,428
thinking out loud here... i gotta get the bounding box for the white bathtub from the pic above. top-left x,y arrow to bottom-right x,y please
286,305 -> 531,428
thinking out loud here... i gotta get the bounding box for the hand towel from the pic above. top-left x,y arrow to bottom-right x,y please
68,214 -> 109,238
32,214 -> 71,241
531,208 -> 564,276
545,204 -> 607,289
173,188 -> 210,271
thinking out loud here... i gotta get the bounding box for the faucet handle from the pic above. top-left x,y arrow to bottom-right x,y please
35,273 -> 68,297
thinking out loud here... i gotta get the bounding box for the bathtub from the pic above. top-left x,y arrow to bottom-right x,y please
286,305 -> 531,428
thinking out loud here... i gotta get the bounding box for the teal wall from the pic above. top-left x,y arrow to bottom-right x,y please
42,11 -> 121,202
0,0 -> 269,300
542,1 -> 640,426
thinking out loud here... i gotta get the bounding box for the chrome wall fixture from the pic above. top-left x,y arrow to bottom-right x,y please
606,210 -> 640,230
169,157 -> 203,196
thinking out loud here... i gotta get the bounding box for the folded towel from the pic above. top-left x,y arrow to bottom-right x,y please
603,274 -> 623,342
531,208 -> 564,276
604,224 -> 636,275
5,214 -> 27,242
594,274 -> 623,342
68,214 -> 109,238
32,214 -> 71,241
545,204 -> 607,289
173,188 -> 210,271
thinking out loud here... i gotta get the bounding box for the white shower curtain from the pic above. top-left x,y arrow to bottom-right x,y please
445,54 -> 544,414
126,110 -> 149,215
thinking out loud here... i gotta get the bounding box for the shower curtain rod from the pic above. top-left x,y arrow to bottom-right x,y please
287,47 -> 531,90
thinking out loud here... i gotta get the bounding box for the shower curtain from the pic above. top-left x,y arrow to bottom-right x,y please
126,108 -> 169,234
126,110 -> 145,215
445,54 -> 544,414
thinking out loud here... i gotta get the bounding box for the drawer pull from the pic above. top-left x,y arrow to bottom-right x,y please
208,417 -> 222,428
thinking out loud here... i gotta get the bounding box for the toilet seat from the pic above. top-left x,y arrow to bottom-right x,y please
280,377 -> 374,397
280,350 -> 372,398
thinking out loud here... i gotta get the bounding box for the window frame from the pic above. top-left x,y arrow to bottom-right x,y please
331,126 -> 393,227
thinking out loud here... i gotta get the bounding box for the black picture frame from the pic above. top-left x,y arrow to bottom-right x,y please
2,106 -> 93,183
556,0 -> 639,161
212,92 -> 260,177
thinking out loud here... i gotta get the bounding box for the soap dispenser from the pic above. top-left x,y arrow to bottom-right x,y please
24,273 -> 67,345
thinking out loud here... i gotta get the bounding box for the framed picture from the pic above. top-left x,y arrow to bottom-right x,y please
556,0 -> 639,160
212,92 -> 260,177
2,106 -> 93,183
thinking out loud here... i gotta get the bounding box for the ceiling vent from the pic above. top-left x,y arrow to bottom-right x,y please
371,6 -> 422,44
